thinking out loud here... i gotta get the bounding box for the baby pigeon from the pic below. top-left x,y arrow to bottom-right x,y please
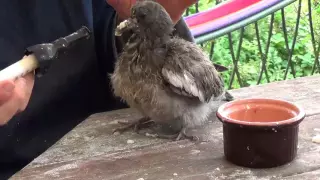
110,0 -> 233,141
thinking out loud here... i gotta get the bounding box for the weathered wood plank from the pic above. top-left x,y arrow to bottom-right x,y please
230,75 -> 320,116
281,169 -> 320,180
10,112 -> 320,180
10,75 -> 320,179
22,75 -> 320,167
23,108 -> 169,168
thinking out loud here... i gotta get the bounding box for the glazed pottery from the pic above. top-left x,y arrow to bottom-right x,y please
216,98 -> 305,168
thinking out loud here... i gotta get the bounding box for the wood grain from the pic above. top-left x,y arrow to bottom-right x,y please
10,75 -> 320,180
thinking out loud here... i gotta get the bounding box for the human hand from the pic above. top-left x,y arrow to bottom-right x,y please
0,72 -> 34,125
107,0 -> 197,24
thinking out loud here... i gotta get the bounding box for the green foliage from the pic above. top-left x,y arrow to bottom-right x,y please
186,0 -> 320,89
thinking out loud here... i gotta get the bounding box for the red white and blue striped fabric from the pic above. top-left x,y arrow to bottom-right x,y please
184,0 -> 283,37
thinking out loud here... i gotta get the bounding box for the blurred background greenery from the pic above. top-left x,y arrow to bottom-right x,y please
185,0 -> 320,89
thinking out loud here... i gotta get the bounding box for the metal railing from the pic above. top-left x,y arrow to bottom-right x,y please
185,0 -> 320,89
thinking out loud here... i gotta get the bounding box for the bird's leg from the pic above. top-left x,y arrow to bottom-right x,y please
113,117 -> 152,134
152,127 -> 200,142
224,91 -> 235,102
176,127 -> 200,141
154,133 -> 179,140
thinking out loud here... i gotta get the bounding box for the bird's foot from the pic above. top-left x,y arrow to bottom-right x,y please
152,128 -> 200,142
112,117 -> 152,134
175,130 -> 200,142
153,133 -> 179,140
224,91 -> 235,102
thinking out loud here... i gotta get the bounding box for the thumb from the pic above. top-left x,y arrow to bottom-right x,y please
106,0 -> 136,20
0,80 -> 15,104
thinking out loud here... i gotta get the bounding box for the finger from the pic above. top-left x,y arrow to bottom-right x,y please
0,95 -> 20,125
107,0 -> 135,8
184,0 -> 198,6
107,0 -> 136,20
0,73 -> 35,125
130,0 -> 135,8
14,72 -> 35,111
0,80 -> 15,104
105,0 -> 116,5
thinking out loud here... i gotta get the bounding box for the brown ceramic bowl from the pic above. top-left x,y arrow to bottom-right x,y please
216,98 -> 305,168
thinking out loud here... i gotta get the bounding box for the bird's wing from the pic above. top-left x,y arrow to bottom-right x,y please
161,41 -> 225,103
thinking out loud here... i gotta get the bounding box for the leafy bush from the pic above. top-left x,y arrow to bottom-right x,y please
185,0 -> 320,89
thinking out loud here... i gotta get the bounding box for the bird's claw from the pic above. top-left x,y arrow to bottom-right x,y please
113,119 -> 201,143
175,131 -> 200,142
153,129 -> 200,142
112,124 -> 135,135
112,117 -> 152,134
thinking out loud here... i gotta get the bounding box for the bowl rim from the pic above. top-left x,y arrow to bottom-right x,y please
216,97 -> 306,126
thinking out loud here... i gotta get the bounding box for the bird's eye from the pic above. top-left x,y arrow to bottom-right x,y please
139,12 -> 146,18
137,8 -> 147,19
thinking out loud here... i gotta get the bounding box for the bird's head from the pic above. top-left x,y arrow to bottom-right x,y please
115,0 -> 175,39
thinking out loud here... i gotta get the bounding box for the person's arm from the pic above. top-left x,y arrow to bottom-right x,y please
113,13 -> 196,55
108,0 -> 197,24
107,0 -> 229,72
107,0 -> 197,58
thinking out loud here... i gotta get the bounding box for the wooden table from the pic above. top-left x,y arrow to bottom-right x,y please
11,75 -> 320,180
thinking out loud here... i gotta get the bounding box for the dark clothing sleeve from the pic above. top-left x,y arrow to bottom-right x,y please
0,1 -> 126,179
0,0 -> 196,179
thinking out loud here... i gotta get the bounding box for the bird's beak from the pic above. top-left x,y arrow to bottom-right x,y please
115,18 -> 137,36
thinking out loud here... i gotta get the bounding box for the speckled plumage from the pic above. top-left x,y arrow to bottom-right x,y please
110,0 -> 233,140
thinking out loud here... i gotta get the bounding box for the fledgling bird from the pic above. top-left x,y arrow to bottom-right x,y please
110,0 -> 234,141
